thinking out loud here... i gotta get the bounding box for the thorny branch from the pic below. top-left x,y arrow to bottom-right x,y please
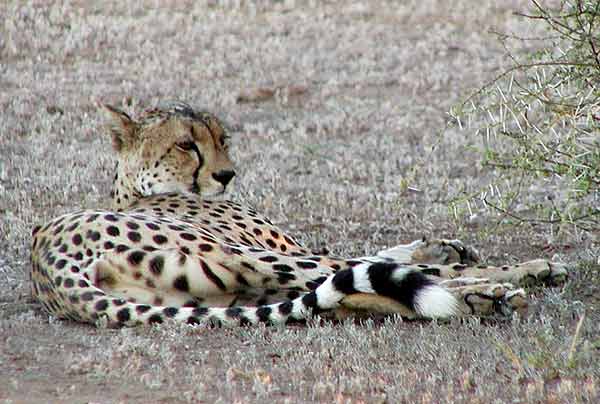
453,0 -> 600,232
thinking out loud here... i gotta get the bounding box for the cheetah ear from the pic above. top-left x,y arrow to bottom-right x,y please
99,103 -> 137,152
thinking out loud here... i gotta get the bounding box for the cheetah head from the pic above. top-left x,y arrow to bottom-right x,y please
101,101 -> 235,207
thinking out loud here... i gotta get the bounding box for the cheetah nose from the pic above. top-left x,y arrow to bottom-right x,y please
212,170 -> 236,187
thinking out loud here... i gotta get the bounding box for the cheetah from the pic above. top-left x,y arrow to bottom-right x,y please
30,101 -> 568,327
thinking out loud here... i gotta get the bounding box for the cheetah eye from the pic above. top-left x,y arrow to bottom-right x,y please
175,140 -> 195,151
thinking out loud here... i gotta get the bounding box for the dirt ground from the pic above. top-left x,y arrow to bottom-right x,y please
1,1 -> 598,403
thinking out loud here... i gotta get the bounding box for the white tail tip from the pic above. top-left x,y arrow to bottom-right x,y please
414,285 -> 458,318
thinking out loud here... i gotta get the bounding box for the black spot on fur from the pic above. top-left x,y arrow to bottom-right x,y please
153,234 -> 168,244
180,232 -> 197,241
163,307 -> 178,318
148,314 -> 163,324
105,214 -> 119,222
54,275 -> 63,286
128,251 -> 146,266
106,226 -> 120,237
115,244 -> 130,253
128,231 -> 142,242
95,299 -> 109,311
72,234 -> 82,245
136,305 -> 152,314
277,272 -> 296,284
273,264 -> 294,273
198,243 -> 213,252
86,230 -> 101,241
149,256 -> 164,276
259,255 -> 278,263
278,301 -> 293,315
116,308 -> 131,323
178,252 -> 187,266
173,275 -> 190,292
282,235 -> 296,245
256,306 -> 272,322
297,261 -> 318,269
81,292 -> 94,301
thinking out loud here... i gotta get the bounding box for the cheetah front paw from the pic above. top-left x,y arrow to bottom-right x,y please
437,259 -> 569,288
508,259 -> 568,287
377,238 -> 480,266
440,278 -> 528,317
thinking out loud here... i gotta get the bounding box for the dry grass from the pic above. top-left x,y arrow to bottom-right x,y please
0,1 -> 598,403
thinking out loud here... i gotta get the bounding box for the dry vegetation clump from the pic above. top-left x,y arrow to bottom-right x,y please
0,1 -> 598,403
449,0 -> 600,237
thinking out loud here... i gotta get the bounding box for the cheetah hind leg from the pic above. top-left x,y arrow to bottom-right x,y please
90,248 -> 321,309
90,257 -> 207,307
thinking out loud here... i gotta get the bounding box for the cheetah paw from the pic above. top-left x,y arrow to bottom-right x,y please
377,238 -> 480,266
508,259 -> 568,287
441,278 -> 528,317
444,259 -> 569,288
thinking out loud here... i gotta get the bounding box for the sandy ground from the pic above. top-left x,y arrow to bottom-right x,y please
1,1 -> 598,403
